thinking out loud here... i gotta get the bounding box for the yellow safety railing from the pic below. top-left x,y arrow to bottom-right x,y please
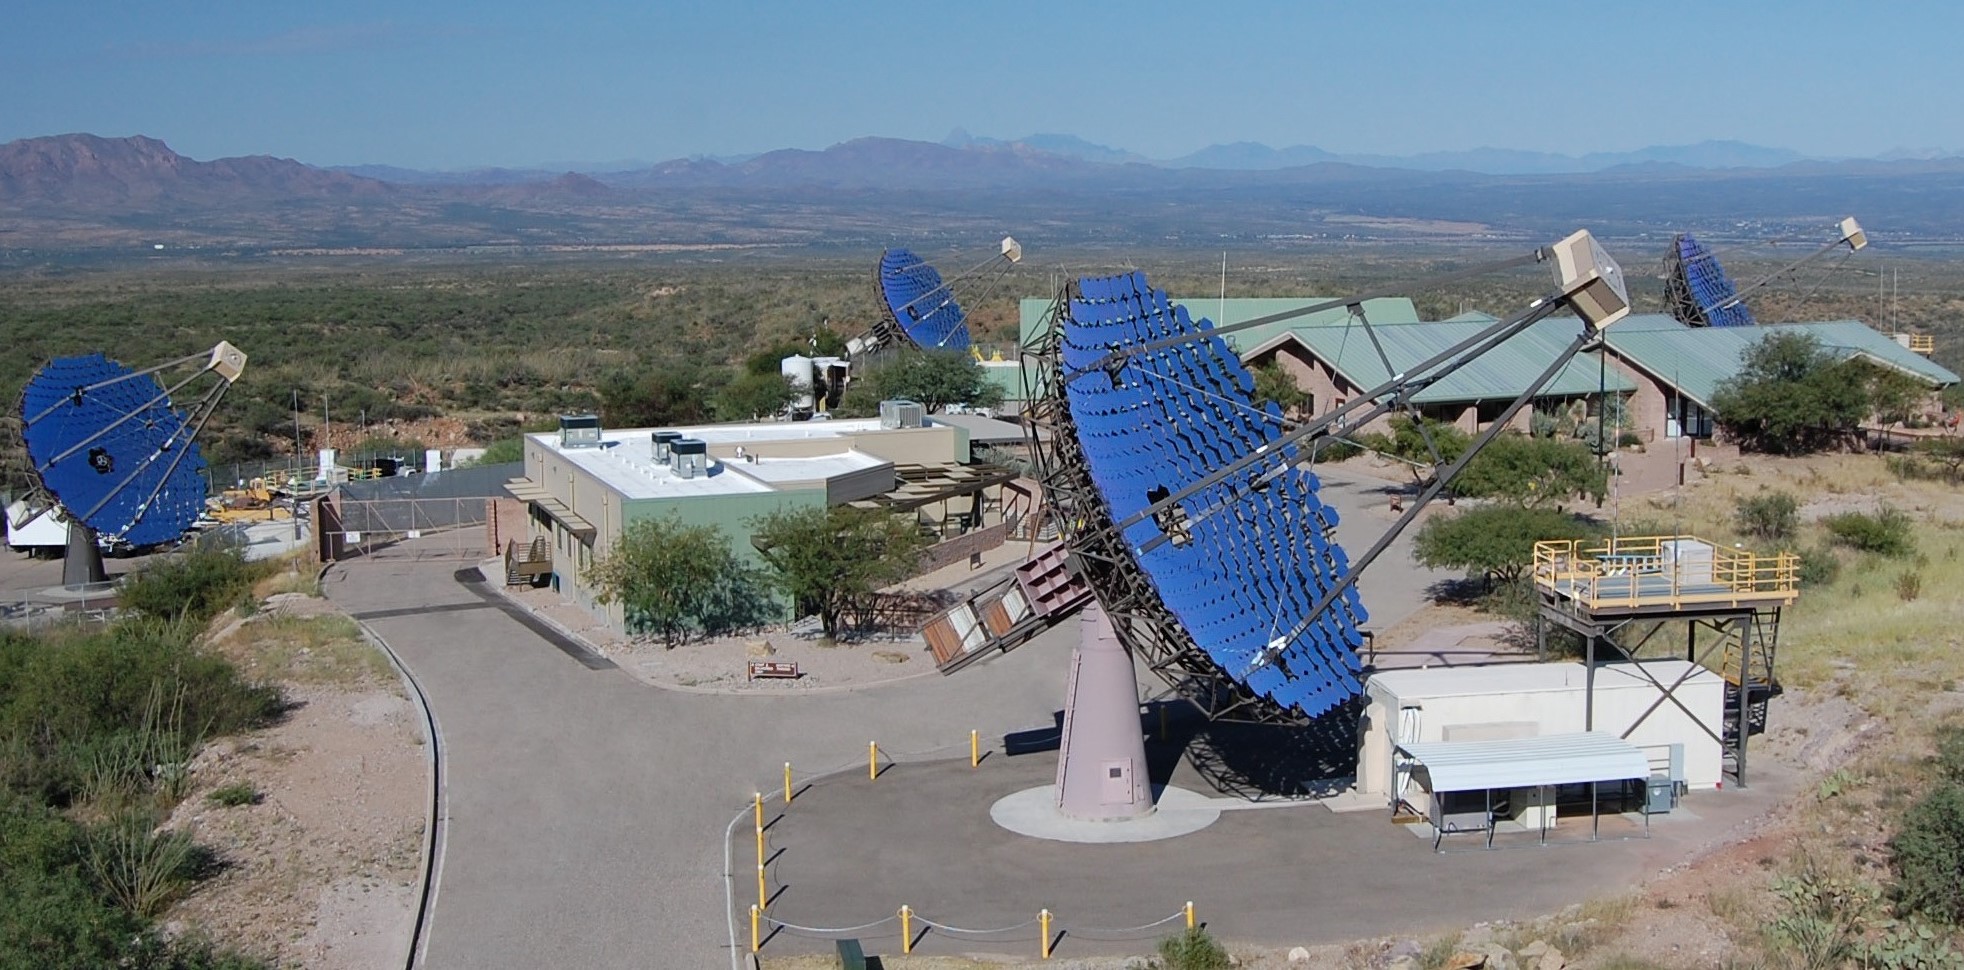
1909,333 -> 1936,355
1531,535 -> 1798,611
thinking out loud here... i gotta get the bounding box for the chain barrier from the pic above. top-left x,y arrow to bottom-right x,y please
759,914 -> 899,935
725,732 -> 1195,965
913,915 -> 1044,936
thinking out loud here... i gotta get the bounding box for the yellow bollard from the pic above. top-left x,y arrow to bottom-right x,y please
869,740 -> 878,780
757,862 -> 767,912
755,821 -> 764,870
900,905 -> 913,954
1040,908 -> 1052,959
1185,900 -> 1195,929
753,791 -> 763,832
784,762 -> 793,804
750,904 -> 760,952
970,729 -> 980,768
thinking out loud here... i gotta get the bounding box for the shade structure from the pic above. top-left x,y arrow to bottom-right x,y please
1398,732 -> 1651,793
1054,271 -> 1368,719
1665,234 -> 1755,328
20,353 -> 209,546
877,249 -> 971,351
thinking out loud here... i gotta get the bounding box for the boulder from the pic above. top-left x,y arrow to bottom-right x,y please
1288,946 -> 1312,963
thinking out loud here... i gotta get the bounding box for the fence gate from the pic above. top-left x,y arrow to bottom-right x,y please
315,494 -> 492,564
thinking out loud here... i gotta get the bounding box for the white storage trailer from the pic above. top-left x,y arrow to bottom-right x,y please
1358,660 -> 1724,814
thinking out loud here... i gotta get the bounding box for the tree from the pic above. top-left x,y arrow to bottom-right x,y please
1858,360 -> 1933,426
749,506 -> 928,640
1250,361 -> 1310,418
1412,504 -> 1604,587
1710,332 -> 1871,455
856,350 -> 1003,413
1452,433 -> 1607,507
475,438 -> 524,465
712,372 -> 798,422
597,362 -> 719,429
588,514 -> 774,646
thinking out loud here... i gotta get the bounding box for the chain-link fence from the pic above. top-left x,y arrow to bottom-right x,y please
319,462 -> 519,564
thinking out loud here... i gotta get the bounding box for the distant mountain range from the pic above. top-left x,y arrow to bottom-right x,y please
6,132 -> 1964,254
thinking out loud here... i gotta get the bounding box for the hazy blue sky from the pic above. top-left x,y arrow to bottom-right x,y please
8,1 -> 1960,169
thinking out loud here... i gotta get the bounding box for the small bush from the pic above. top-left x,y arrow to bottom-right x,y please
82,811 -> 206,919
1616,430 -> 1645,449
1824,506 -> 1917,558
1311,437 -> 1364,462
1735,490 -> 1799,542
1157,927 -> 1231,970
1797,544 -> 1842,588
1937,726 -> 1964,783
1897,570 -> 1925,603
205,783 -> 260,808
119,546 -> 270,624
1891,782 -> 1964,925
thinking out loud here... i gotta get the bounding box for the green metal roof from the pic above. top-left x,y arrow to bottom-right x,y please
1017,295 -> 1422,348
1262,317 -> 1636,405
1602,315 -> 1960,407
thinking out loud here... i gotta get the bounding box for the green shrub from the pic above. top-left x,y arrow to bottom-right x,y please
82,810 -> 206,918
1891,782 -> 1964,925
1735,490 -> 1799,543
1157,927 -> 1231,970
119,546 -> 270,624
1311,437 -> 1364,462
0,625 -> 281,805
1937,726 -> 1964,783
205,782 -> 260,808
1797,544 -> 1842,588
1824,506 -> 1917,558
1897,570 -> 1925,602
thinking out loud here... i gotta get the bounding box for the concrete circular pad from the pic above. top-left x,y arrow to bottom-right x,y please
989,785 -> 1222,843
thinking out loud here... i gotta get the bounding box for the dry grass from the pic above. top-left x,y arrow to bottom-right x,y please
219,614 -> 391,687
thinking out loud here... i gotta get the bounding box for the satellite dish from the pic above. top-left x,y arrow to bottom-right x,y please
859,236 -> 1023,357
1664,234 -> 1755,327
19,342 -> 248,586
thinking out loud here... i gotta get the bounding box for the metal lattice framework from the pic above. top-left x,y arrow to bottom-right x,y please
1025,280 -> 1335,726
1024,232 -> 1633,731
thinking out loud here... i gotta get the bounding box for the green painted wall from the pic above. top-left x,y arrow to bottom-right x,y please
621,489 -> 826,567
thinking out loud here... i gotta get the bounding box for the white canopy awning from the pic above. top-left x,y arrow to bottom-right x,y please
1398,732 -> 1651,793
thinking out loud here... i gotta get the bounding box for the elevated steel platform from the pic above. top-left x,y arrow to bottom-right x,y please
1531,536 -> 1796,787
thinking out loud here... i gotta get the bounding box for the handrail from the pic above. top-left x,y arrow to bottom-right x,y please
1531,535 -> 1797,610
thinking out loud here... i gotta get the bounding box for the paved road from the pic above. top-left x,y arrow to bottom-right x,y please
328,559 -> 1070,969
315,468 -> 1478,968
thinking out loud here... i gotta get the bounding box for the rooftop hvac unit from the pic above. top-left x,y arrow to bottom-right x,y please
559,413 -> 602,449
652,430 -> 682,461
880,399 -> 925,429
669,438 -> 708,479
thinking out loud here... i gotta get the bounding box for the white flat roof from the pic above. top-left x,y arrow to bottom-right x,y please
661,418 -> 887,444
1368,660 -> 1716,700
1399,732 -> 1653,792
532,430 -> 884,500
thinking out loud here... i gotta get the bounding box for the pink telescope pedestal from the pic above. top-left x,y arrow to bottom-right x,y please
1055,602 -> 1155,820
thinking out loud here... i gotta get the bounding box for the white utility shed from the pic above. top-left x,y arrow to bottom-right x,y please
1358,660 -> 1724,808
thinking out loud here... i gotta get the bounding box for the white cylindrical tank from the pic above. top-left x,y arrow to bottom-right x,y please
781,356 -> 816,409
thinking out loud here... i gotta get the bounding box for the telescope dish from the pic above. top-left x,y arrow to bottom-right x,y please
875,249 -> 973,352
1664,234 -> 1756,328
1040,272 -> 1367,723
19,343 -> 247,567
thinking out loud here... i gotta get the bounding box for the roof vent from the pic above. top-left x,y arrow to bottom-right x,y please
880,399 -> 925,429
669,438 -> 708,480
559,414 -> 601,449
652,430 -> 683,461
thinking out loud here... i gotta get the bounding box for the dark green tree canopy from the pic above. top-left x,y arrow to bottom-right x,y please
1710,332 -> 1874,455
1452,432 -> 1608,507
848,350 -> 1004,414
588,514 -> 774,646
748,505 -> 927,639
1412,504 -> 1604,586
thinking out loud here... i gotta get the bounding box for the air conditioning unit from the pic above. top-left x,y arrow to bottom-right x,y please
652,430 -> 682,461
880,399 -> 925,429
559,414 -> 601,449
669,438 -> 708,479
